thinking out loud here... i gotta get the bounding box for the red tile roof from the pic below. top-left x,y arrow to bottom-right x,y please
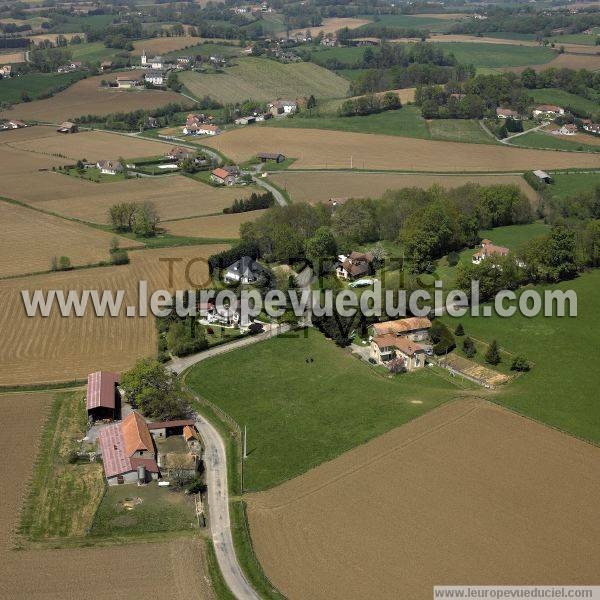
372,317 -> 431,336
372,334 -> 424,356
122,411 -> 154,456
98,422 -> 130,478
147,419 -> 195,430
211,167 -> 231,180
183,425 -> 198,441
86,371 -> 119,411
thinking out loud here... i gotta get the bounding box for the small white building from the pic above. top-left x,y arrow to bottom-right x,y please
268,99 -> 298,116
116,75 -> 139,88
532,104 -> 565,119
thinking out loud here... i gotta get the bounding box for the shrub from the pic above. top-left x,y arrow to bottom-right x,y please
462,336 -> 476,358
454,323 -> 464,336
110,249 -> 129,265
511,355 -> 530,372
447,251 -> 460,267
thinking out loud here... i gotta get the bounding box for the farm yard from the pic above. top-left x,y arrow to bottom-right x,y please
246,399 -> 600,600
0,245 -> 226,386
0,391 -> 216,600
0,73 -> 188,123
178,57 -> 349,104
0,200 -> 141,278
203,127 -> 600,171
165,209 -> 267,239
269,172 -> 539,205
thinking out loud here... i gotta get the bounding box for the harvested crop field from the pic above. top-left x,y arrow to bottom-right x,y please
28,32 -> 85,45
286,17 -> 372,38
0,245 -> 226,386
504,52 -> 600,72
204,127 -> 600,171
0,201 -> 140,278
165,210 -> 266,238
247,399 -> 600,600
131,36 -> 204,54
0,73 -> 188,122
0,51 -> 26,63
0,392 -> 215,600
271,172 -> 538,204
179,58 -> 349,104
5,127 -> 172,162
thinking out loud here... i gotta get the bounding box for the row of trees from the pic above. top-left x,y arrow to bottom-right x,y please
339,92 -> 401,117
223,191 -> 275,214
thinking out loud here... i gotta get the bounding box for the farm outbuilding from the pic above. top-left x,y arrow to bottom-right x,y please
257,152 -> 286,163
148,418 -> 195,438
533,170 -> 552,184
86,371 -> 121,422
57,121 -> 78,134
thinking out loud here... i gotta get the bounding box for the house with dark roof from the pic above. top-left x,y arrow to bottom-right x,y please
97,160 -> 124,175
223,256 -> 267,284
98,411 -> 159,485
336,252 -> 374,280
257,152 -> 286,163
86,371 -> 120,422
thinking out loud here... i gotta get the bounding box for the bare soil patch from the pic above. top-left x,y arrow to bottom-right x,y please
285,17 -> 372,38
0,245 -> 226,386
203,127 -> 600,171
0,392 -> 215,598
247,399 -> 600,600
131,36 -> 204,54
165,210 -> 267,238
0,201 -> 140,278
0,73 -> 188,122
270,172 -> 538,204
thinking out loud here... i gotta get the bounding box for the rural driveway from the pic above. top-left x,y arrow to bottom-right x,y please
194,411 -> 262,600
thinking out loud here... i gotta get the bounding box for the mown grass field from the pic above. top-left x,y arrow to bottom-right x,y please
529,88 -> 600,117
165,42 -> 241,58
441,269 -> 600,444
69,41 -> 121,63
0,71 -> 83,105
436,42 -> 557,69
550,172 -> 600,200
187,328 -> 460,491
510,130 -> 600,152
179,57 -> 349,103
359,13 -> 461,32
18,391 -> 105,540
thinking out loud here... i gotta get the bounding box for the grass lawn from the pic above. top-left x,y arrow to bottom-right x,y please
91,482 -> 197,537
309,46 -> 366,68
264,105 -> 431,140
70,42 -> 121,63
186,328 -> 461,491
434,42 -> 556,69
529,88 -> 600,117
441,269 -> 600,445
18,391 -> 105,540
427,118 -> 498,144
61,166 -> 127,183
550,172 -> 600,200
49,13 -> 115,34
548,33 -> 600,46
0,71 -> 83,105
509,131 -> 600,153
358,13 -> 458,32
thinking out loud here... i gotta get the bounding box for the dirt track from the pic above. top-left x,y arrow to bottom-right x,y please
204,127 -> 600,171
247,399 -> 600,600
0,391 -> 215,600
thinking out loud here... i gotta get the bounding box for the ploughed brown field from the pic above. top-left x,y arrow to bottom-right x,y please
165,209 -> 267,239
0,201 -> 141,278
247,399 -> 600,600
0,391 -> 215,600
0,51 -> 26,63
0,245 -> 226,386
0,73 -> 188,122
270,172 -> 539,204
203,127 -> 600,171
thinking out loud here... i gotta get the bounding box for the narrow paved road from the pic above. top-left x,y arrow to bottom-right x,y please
194,411 -> 262,600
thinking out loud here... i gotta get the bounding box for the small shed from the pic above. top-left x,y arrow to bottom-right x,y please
533,170 -> 552,184
148,418 -> 195,438
257,152 -> 286,163
57,121 -> 78,134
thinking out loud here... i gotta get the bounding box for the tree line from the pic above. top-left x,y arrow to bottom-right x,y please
339,91 -> 401,117
223,191 -> 275,214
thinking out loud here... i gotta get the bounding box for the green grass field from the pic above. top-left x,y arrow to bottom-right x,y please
164,43 -> 241,59
356,13 -> 459,33
441,269 -> 600,444
549,172 -> 600,200
427,118 -> 498,144
0,71 -> 83,105
309,46 -> 366,68
509,130 -> 600,153
548,33 -> 600,46
178,57 -> 349,103
187,328 -> 460,491
18,391 -> 105,540
529,88 -> 600,117
91,482 -> 197,537
49,13 -> 115,34
436,42 -> 557,69
69,42 -> 121,63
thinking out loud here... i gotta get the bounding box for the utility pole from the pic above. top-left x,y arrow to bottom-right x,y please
243,425 -> 247,460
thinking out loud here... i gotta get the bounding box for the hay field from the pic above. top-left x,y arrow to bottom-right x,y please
0,392 -> 215,600
131,36 -> 204,54
28,32 -> 85,45
503,52 -> 600,72
0,73 -> 188,122
0,245 -> 226,386
179,57 -> 349,104
0,201 -> 140,278
286,17 -> 372,38
270,172 -> 538,204
165,209 -> 267,238
247,399 -> 600,600
203,127 -> 600,171
0,51 -> 26,63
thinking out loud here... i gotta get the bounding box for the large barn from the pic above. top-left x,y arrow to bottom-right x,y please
86,371 -> 121,422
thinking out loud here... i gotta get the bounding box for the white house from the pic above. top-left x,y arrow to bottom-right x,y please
97,160 -> 124,175
145,69 -> 166,86
496,107 -> 521,119
532,104 -> 564,119
268,99 -> 297,116
370,334 -> 427,371
472,239 -> 510,264
553,123 -> 578,136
